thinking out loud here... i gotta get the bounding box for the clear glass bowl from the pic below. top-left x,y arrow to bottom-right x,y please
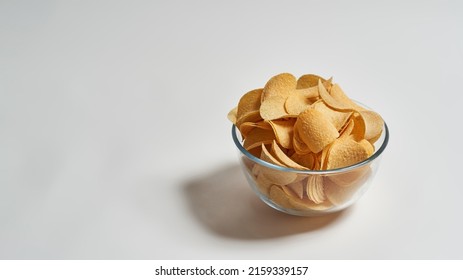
232,121 -> 389,216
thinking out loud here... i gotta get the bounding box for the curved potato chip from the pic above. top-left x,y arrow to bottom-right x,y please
240,121 -> 271,139
259,144 -> 297,185
292,127 -> 312,154
319,144 -> 332,170
306,175 -> 326,204
330,84 -> 365,111
325,168 -> 371,205
283,180 -> 305,199
285,91 -> 312,115
359,110 -> 384,141
318,80 -> 354,112
327,165 -> 371,189
270,140 -> 308,170
339,118 -> 354,138
236,110 -> 263,129
288,196 -> 333,211
296,108 -> 339,153
350,112 -> 366,141
297,74 -> 332,90
228,107 -> 237,124
359,139 -> 375,157
237,88 -> 262,120
268,118 -> 296,149
243,127 -> 275,150
325,137 -> 370,169
312,101 -> 352,131
297,74 -> 326,88
260,73 -> 296,120
290,152 -> 315,169
269,185 -> 293,209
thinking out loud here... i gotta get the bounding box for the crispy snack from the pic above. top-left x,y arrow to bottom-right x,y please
229,72 -> 384,211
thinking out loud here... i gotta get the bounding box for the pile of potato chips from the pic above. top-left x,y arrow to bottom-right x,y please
228,73 -> 384,211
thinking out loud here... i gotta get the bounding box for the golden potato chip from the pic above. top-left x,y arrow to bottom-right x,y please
247,145 -> 263,158
260,73 -> 296,120
319,144 -> 332,170
258,144 -> 297,185
237,88 -> 262,120
243,127 -> 275,150
359,110 -> 384,141
269,185 -> 293,209
270,140 -> 308,170
324,168 -> 371,205
295,108 -> 339,153
290,152 -> 315,169
236,110 -> 263,129
318,80 -> 354,112
312,100 -> 352,131
306,175 -> 326,204
359,139 -> 375,157
297,74 -> 326,88
240,121 -> 271,139
268,118 -> 296,149
327,165 -> 371,189
254,172 -> 274,195
350,112 -> 366,141
330,84 -> 365,111
285,90 -> 313,115
292,128 -> 312,154
325,137 -> 370,169
339,118 -> 355,138
228,107 -> 238,124
288,196 -> 333,211
283,180 -> 305,199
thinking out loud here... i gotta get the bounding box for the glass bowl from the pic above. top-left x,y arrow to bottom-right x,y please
232,121 -> 389,216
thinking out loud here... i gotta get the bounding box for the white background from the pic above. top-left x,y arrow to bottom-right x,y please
1,0 -> 462,259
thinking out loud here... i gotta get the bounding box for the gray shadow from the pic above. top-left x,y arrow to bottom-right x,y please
183,163 -> 351,239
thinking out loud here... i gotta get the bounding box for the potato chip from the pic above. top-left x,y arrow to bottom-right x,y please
283,180 -> 305,199
325,137 -> 370,169
324,168 -> 371,205
290,152 -> 315,169
292,128 -> 312,154
359,139 -> 375,157
258,144 -> 297,185
339,118 -> 355,138
270,140 -> 308,170
327,165 -> 371,189
295,108 -> 339,153
330,84 -> 365,111
288,196 -> 333,211
227,107 -> 237,124
237,88 -> 262,120
312,100 -> 352,131
269,185 -> 293,209
349,112 -> 366,141
240,121 -> 271,139
260,73 -> 296,120
243,127 -> 275,150
285,90 -> 313,115
297,74 -> 326,88
236,110 -> 263,130
306,175 -> 326,204
318,80 -> 354,112
254,172 -> 274,195
268,118 -> 296,149
359,110 -> 384,141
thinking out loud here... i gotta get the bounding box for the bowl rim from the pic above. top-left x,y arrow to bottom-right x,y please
232,120 -> 389,175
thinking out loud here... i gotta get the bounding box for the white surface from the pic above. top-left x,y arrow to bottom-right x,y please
1,0 -> 462,259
